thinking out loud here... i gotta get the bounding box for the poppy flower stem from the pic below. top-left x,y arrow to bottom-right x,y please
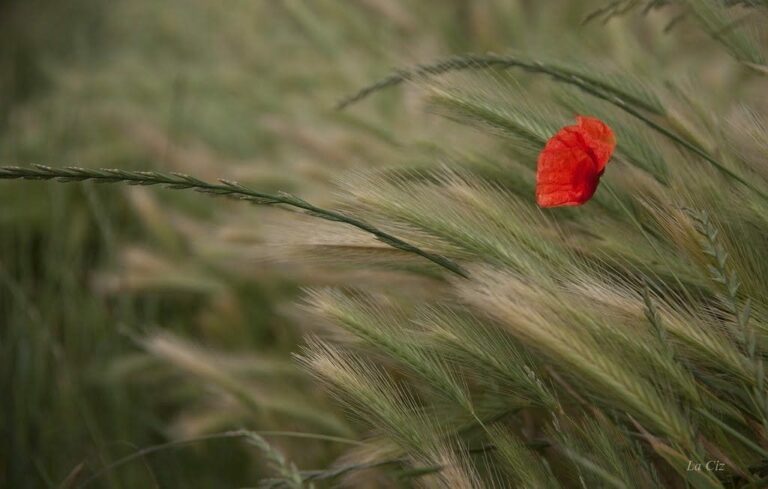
0,165 -> 469,279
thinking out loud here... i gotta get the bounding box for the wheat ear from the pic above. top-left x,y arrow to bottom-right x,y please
0,165 -> 468,278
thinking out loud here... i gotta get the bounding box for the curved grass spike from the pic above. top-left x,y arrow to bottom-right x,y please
337,53 -> 663,114
338,53 -> 768,202
0,165 -> 469,279
583,0 -> 766,26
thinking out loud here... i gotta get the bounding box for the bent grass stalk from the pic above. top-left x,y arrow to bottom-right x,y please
0,165 -> 468,278
336,53 -> 663,114
76,427 -> 505,489
338,53 -> 768,202
75,429 -> 363,488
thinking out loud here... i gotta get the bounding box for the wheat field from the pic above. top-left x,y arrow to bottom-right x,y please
2,1 -> 768,488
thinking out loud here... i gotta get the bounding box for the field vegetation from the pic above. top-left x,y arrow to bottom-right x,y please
3,1 -> 768,488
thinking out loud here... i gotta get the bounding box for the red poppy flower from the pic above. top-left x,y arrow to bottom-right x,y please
536,115 -> 616,208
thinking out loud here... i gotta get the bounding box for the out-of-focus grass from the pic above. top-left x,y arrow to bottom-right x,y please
5,0 -> 750,486
0,1 -> 547,487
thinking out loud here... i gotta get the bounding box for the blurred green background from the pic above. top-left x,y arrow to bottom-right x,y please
0,1 -> 722,487
0,1 -> 531,486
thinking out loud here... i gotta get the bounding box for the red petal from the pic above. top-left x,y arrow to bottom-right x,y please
536,115 -> 615,208
575,115 -> 616,171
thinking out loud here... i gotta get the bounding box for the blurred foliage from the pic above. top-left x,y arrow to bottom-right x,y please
0,1 -> 539,487
3,0 -> 768,488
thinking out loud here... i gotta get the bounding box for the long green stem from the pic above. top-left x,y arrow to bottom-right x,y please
0,165 -> 468,278
74,429 -> 362,488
